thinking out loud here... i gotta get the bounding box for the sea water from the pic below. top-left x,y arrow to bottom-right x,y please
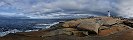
0,19 -> 67,37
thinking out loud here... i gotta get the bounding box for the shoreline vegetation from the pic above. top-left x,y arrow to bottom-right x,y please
1,16 -> 133,40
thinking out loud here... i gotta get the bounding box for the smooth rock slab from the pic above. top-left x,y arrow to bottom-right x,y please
72,31 -> 87,37
77,21 -> 100,34
62,20 -> 80,28
62,28 -> 78,32
98,24 -> 130,36
41,29 -> 73,37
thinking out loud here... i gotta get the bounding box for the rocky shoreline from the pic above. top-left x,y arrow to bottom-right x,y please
1,16 -> 133,40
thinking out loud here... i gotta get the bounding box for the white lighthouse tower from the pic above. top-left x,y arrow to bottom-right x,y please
107,11 -> 111,17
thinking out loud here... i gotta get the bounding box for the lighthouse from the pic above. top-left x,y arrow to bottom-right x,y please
107,11 -> 111,17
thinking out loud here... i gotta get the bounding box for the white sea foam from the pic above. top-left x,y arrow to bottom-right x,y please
45,22 -> 60,29
25,29 -> 39,32
36,24 -> 52,26
0,29 -> 22,37
0,21 -> 62,37
34,22 -> 60,29
0,29 -> 40,37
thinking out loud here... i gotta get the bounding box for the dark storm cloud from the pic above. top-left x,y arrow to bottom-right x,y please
0,0 -> 132,19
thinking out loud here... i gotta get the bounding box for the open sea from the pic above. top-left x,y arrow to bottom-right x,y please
0,19 -> 68,36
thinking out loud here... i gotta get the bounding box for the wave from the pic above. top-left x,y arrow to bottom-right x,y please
0,21 -> 63,37
0,29 -> 40,37
34,22 -> 61,29
0,29 -> 22,37
36,24 -> 52,26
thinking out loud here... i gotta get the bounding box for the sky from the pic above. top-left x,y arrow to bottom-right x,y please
0,0 -> 133,19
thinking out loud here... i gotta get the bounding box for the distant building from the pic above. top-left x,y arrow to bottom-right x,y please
107,11 -> 111,17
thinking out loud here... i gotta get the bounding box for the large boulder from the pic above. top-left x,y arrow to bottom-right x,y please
77,21 -> 100,34
99,26 -> 110,30
62,19 -> 96,28
100,17 -> 121,25
41,29 -> 73,37
123,21 -> 133,28
72,31 -> 87,37
62,20 -> 81,28
62,28 -> 78,32
98,24 -> 130,36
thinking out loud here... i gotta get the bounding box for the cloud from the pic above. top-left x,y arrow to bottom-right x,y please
23,0 -> 117,19
117,0 -> 133,18
28,0 -> 114,13
0,12 -> 25,17
0,2 -> 6,6
1,0 -> 133,19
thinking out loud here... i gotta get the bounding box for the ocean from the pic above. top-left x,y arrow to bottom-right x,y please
0,19 -> 68,37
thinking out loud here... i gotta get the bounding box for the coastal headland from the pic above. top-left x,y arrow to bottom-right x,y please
1,16 -> 133,40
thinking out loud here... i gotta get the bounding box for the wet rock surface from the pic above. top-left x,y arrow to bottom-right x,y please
1,17 -> 133,40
